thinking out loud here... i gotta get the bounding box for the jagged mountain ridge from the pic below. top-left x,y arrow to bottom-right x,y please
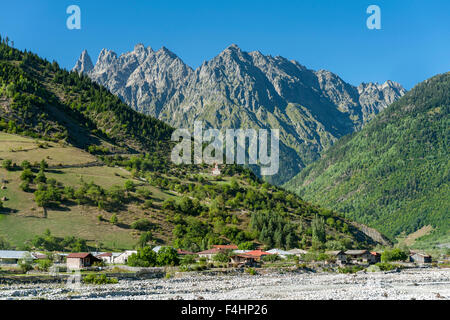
74,44 -> 406,184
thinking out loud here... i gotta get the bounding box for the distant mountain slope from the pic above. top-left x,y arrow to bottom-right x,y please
285,72 -> 450,247
74,44 -> 405,184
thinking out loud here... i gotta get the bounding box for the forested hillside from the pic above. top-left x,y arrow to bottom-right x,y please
285,72 -> 450,249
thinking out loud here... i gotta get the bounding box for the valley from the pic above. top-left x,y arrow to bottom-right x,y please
0,42 -> 384,253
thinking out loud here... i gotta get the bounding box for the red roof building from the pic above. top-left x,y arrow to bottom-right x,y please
96,252 -> 112,257
244,250 -> 272,258
66,253 -> 101,270
197,248 -> 222,255
177,249 -> 195,255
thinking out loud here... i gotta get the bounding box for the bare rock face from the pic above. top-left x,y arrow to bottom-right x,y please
73,50 -> 94,74
358,80 -> 407,122
73,44 -> 406,184
74,44 -> 193,117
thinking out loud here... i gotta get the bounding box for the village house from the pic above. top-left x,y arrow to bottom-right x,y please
370,252 -> 381,264
345,250 -> 373,264
0,251 -> 36,264
66,253 -> 101,270
197,248 -> 223,261
113,250 -> 137,264
410,252 -> 432,264
287,249 -> 307,257
232,250 -> 251,254
230,254 -> 258,267
177,249 -> 195,256
230,250 -> 272,267
95,252 -> 121,264
211,163 -> 221,176
243,250 -> 272,261
325,251 -> 347,265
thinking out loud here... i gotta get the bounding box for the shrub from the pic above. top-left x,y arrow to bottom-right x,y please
0,236 -> 11,249
83,274 -> 118,285
18,258 -> 33,273
180,254 -> 197,265
20,181 -> 31,192
39,159 -> 48,171
381,248 -> 408,262
238,241 -> 256,250
93,260 -> 106,268
338,265 -> 365,274
131,219 -> 153,231
124,180 -> 136,193
375,262 -> 400,271
2,159 -> 13,171
110,214 -> 118,225
36,259 -> 53,272
137,231 -> 153,248
156,247 -> 179,266
245,267 -> 257,275
366,265 -> 381,273
127,247 -> 157,267
142,199 -> 153,209
34,170 -> 46,183
20,160 -> 31,170
262,254 -> 280,263
213,252 -> 230,263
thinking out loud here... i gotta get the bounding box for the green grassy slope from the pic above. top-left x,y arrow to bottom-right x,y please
285,72 -> 450,248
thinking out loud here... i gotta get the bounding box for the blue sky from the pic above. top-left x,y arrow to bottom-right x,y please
0,0 -> 449,89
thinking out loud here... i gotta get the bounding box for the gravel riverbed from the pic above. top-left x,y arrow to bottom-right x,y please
0,268 -> 449,300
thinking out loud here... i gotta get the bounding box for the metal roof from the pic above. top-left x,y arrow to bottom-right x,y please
287,249 -> 308,255
345,250 -> 370,255
326,250 -> 345,256
0,251 -> 34,259
67,253 -> 92,259
267,249 -> 292,256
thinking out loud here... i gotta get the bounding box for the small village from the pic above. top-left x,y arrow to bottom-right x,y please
0,244 -> 445,280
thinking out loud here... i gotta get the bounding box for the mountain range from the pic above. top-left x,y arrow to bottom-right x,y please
0,41 -> 388,251
73,44 -> 406,184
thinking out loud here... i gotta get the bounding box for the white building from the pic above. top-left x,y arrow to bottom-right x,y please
211,163 -> 221,176
95,252 -> 122,264
113,250 -> 137,264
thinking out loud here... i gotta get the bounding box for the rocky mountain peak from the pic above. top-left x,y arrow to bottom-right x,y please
226,43 -> 241,51
156,46 -> 178,59
73,49 -> 94,74
96,48 -> 118,68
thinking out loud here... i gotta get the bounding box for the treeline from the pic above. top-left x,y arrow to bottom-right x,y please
26,229 -> 89,252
